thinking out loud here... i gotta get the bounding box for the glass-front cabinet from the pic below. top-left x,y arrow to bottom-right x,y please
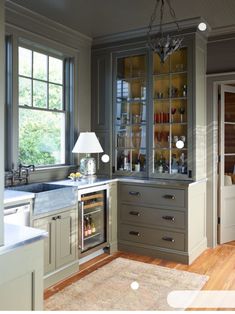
114,53 -> 147,175
113,47 -> 191,179
152,48 -> 188,178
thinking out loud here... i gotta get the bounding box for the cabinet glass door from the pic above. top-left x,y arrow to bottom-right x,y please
80,190 -> 107,252
152,48 -> 188,177
114,54 -> 147,175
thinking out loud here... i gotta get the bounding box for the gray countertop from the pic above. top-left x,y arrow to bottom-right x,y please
49,175 -> 201,189
4,176 -> 206,205
4,190 -> 35,205
0,223 -> 47,256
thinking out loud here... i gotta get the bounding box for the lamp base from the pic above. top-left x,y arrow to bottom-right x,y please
80,156 -> 96,176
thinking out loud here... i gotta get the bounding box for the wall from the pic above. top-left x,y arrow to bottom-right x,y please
0,0 -> 5,246
207,35 -> 235,74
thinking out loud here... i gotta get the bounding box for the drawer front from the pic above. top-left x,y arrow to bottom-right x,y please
120,184 -> 185,208
119,223 -> 185,251
120,204 -> 185,229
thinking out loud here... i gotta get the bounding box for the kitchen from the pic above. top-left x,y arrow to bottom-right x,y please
1,0 -> 235,311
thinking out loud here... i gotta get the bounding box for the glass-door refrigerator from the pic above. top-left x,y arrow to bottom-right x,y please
78,184 -> 109,256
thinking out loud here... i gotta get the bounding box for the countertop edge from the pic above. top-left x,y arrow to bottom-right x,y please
0,224 -> 48,256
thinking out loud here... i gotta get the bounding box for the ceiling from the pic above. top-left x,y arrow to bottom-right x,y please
8,0 -> 235,39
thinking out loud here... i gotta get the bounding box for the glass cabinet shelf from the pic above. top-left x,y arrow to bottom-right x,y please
113,47 -> 189,177
152,47 -> 188,177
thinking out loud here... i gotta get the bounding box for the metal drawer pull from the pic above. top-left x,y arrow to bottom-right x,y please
129,191 -> 140,196
163,194 -> 176,200
162,236 -> 175,243
129,211 -> 140,216
162,215 -> 175,221
129,231 -> 140,236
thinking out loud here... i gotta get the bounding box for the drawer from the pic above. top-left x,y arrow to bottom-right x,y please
120,184 -> 185,208
120,204 -> 185,229
119,223 -> 185,251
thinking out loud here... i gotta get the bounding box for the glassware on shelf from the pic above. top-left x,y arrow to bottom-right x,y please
171,107 -> 176,122
182,84 -> 187,97
171,154 -> 179,174
178,107 -> 186,123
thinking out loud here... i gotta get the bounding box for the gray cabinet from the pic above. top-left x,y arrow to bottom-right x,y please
33,207 -> 78,276
0,240 -> 44,310
91,52 -> 112,175
92,32 -> 207,181
118,181 -> 207,264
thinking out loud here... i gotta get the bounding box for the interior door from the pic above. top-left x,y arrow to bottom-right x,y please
218,84 -> 235,244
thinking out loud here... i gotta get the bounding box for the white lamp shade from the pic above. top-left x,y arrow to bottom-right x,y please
72,132 -> 103,154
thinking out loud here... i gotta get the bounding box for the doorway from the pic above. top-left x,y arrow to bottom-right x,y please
217,84 -> 235,244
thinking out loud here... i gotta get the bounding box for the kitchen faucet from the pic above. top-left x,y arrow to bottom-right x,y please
18,164 -> 35,184
5,164 -> 35,186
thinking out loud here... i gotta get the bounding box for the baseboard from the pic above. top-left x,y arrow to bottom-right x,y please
118,241 -> 189,264
44,260 -> 80,289
188,237 -> 208,264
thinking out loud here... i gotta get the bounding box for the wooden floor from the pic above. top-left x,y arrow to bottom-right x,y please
44,242 -> 235,310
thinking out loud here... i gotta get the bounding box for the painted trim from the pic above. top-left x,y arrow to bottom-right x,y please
5,0 -> 92,48
93,17 -> 208,46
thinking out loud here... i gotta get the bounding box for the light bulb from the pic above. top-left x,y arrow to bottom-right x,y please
198,22 -> 207,32
176,140 -> 184,149
101,154 -> 110,163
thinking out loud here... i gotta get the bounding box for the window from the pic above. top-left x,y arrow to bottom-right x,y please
18,46 -> 67,167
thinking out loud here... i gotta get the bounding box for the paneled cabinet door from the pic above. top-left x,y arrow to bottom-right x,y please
33,215 -> 56,275
91,52 -> 111,131
33,208 -> 77,275
55,209 -> 77,268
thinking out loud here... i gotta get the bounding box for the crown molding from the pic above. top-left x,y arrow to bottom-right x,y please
92,17 -> 210,46
5,0 -> 92,49
209,25 -> 235,41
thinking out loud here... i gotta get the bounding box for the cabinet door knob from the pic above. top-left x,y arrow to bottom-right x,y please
162,215 -> 175,221
129,231 -> 140,236
163,194 -> 176,200
57,215 -> 61,219
162,236 -> 175,243
129,211 -> 140,216
129,191 -> 140,196
52,216 -> 57,221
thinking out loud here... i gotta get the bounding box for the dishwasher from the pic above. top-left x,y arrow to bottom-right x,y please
4,203 -> 31,226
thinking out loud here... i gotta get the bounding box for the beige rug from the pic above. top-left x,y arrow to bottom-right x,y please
44,257 -> 208,311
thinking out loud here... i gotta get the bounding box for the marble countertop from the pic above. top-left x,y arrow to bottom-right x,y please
0,223 -> 47,256
49,175 -> 200,189
4,176 -> 206,205
4,190 -> 35,205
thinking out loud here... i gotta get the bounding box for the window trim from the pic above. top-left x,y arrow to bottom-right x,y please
5,32 -> 78,179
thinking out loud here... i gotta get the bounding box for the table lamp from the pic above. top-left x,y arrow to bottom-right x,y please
72,132 -> 103,175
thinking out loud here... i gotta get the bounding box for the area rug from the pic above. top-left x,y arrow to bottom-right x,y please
44,257 -> 208,311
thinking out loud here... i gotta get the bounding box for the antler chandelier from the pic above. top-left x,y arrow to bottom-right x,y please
147,0 -> 183,63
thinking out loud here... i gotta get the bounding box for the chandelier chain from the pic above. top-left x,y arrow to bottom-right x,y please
146,0 -> 183,63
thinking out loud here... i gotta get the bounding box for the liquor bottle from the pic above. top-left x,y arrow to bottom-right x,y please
84,218 -> 88,237
89,215 -> 96,233
87,216 -> 92,236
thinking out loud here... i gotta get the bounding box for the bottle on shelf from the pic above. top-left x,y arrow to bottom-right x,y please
135,154 -> 141,172
88,214 -> 96,234
87,216 -> 92,236
84,218 -> 88,237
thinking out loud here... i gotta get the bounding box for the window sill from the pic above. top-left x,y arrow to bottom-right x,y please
34,164 -> 77,173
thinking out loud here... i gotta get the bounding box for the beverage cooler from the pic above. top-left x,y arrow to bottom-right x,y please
78,184 -> 109,256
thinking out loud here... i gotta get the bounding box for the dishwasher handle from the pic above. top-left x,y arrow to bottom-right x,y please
4,207 -> 19,216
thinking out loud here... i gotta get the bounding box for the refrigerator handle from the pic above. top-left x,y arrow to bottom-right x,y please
80,201 -> 84,251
